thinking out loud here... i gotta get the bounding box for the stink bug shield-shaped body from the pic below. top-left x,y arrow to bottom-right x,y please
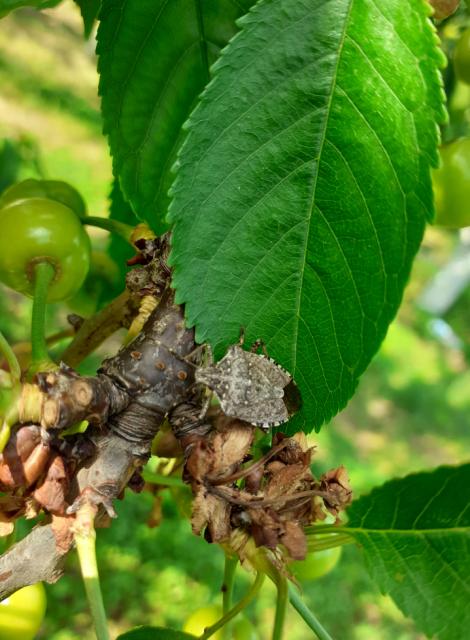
195,344 -> 293,428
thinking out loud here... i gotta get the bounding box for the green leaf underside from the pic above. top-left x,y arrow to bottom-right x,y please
117,626 -> 194,640
97,0 -> 252,229
168,0 -> 445,433
346,464 -> 470,640
0,0 -> 59,18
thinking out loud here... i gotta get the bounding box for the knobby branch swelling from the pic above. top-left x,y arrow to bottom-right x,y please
0,235 -> 352,599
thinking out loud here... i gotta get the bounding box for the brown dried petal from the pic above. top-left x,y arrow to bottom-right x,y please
185,439 -> 213,483
0,437 -> 50,490
276,434 -> 311,465
191,490 -> 231,542
265,462 -> 311,502
0,496 -> 25,521
6,425 -> 41,462
280,521 -> 307,561
320,465 -> 353,513
33,455 -> 68,515
244,464 -> 264,494
211,423 -> 254,478
186,422 -> 254,485
51,514 -> 75,553
249,507 -> 282,550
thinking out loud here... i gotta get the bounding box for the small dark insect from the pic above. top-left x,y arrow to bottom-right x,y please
194,340 -> 295,429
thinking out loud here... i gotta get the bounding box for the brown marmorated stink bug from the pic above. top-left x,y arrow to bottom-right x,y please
193,337 -> 298,429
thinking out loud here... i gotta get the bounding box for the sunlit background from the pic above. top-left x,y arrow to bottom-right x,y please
0,3 -> 469,639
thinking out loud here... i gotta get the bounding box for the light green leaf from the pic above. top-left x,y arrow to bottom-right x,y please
168,0 -> 446,433
346,464 -> 470,640
0,0 -> 60,18
97,0 -> 252,229
117,627 -> 194,640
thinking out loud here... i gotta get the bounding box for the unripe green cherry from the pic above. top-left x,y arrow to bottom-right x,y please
433,138 -> 470,228
0,179 -> 87,219
290,540 -> 342,582
0,582 -> 47,640
454,29 -> 470,86
0,198 -> 91,302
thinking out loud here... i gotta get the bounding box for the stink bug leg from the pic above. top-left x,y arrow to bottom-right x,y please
249,338 -> 269,357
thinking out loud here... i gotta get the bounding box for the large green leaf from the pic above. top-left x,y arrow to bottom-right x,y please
346,464 -> 470,640
97,0 -> 252,229
0,0 -> 60,17
168,0 -> 446,433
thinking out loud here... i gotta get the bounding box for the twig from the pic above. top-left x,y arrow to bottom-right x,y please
288,585 -> 334,640
61,291 -> 140,368
208,440 -> 289,486
208,485 -> 330,508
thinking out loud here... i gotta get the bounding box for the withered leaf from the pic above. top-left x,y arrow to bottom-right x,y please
320,465 -> 352,514
265,462 -> 312,502
280,521 -> 307,561
33,455 -> 68,515
192,491 -> 231,542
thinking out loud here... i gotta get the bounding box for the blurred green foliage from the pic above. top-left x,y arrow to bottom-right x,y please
0,3 -> 469,640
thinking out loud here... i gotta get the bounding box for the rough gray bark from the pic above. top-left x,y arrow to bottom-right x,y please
0,284 -> 200,598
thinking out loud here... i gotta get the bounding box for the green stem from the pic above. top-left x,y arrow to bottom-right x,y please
0,405 -> 18,453
272,577 -> 288,640
306,534 -> 354,552
221,554 -> 238,640
74,508 -> 110,640
0,330 -> 21,382
82,216 -> 134,243
30,261 -> 56,372
288,585 -> 334,640
304,525 -> 343,535
141,470 -> 185,487
200,572 -> 265,640
61,290 -> 140,368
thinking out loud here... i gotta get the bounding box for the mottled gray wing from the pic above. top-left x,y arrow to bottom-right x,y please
243,351 -> 291,388
219,395 -> 290,429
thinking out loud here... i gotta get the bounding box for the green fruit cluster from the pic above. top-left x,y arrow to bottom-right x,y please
433,138 -> 470,229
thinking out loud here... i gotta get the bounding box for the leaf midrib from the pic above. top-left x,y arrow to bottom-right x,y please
345,526 -> 470,535
292,0 -> 354,377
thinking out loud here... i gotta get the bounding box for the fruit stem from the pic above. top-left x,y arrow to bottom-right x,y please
221,553 -> 238,640
82,216 -> 135,243
288,584 -> 334,640
272,577 -> 288,640
73,504 -> 111,640
30,261 -> 56,374
0,330 -> 21,383
61,290 -> 140,368
199,572 -> 265,640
